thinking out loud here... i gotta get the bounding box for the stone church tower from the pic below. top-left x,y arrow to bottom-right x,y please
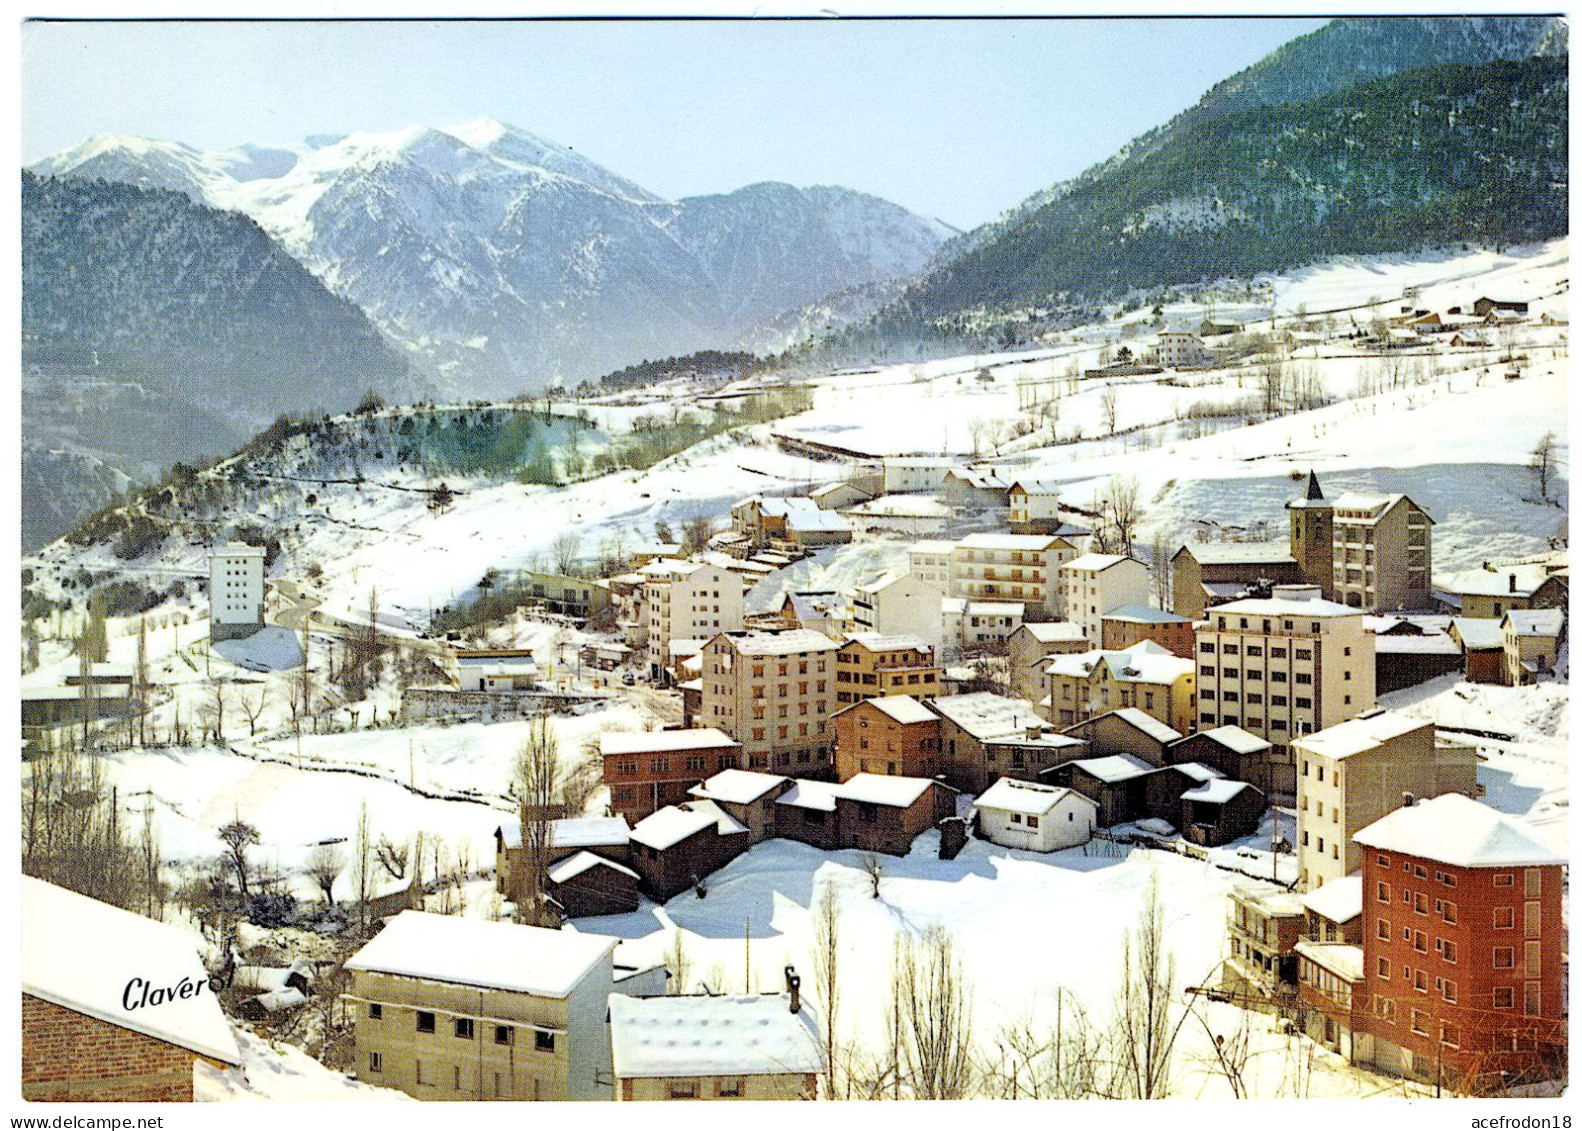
1286,470 -> 1334,599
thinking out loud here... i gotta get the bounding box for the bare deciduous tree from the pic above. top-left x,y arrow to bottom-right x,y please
1100,386 -> 1119,434
217,817 -> 261,909
375,835 -> 410,881
665,930 -> 692,995
1532,431 -> 1559,499
240,685 -> 269,737
552,531 -> 581,575
812,885 -> 843,1099
512,707 -> 561,927
860,852 -> 884,899
1102,474 -> 1143,557
354,801 -> 373,929
306,844 -> 346,906
1110,875 -> 1180,1099
891,926 -> 975,1100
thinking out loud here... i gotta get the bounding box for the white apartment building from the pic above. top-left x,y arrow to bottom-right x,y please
1155,331 -> 1209,368
883,457 -> 955,495
641,559 -> 745,682
1059,553 -> 1150,643
951,532 -> 1080,616
209,542 -> 266,642
907,540 -> 956,591
1006,480 -> 1064,528
851,571 -> 944,652
1194,584 -> 1375,755
942,598 -> 1023,651
700,629 -> 840,774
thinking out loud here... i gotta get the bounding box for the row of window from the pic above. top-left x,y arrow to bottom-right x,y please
369,1003 -> 556,1051
1201,667 -> 1314,685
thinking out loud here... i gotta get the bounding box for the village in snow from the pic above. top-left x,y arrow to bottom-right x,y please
18,236 -> 1571,1103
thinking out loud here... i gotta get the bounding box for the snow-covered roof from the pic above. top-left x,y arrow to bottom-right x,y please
1331,491 -> 1406,517
1301,875 -> 1363,924
1067,752 -> 1156,784
975,777 -> 1089,817
346,911 -> 617,998
1101,603 -> 1192,625
1046,642 -> 1193,686
835,773 -> 941,808
1186,725 -> 1271,756
964,600 -> 1023,616
1106,707 -> 1183,744
835,694 -> 938,726
630,801 -> 749,851
1439,562 -> 1560,598
498,816 -> 632,851
1016,621 -> 1088,644
786,508 -> 852,533
720,629 -> 840,655
1182,779 -> 1255,805
753,495 -> 821,518
775,779 -> 839,812
1294,942 -> 1364,983
688,768 -> 790,805
546,851 -> 639,885
1172,762 -> 1225,784
22,877 -> 242,1066
957,532 -> 1063,552
844,632 -> 932,655
600,728 -> 740,757
1061,552 -> 1141,574
1504,608 -> 1565,637
1451,617 -> 1505,650
849,495 -> 953,518
667,638 -> 706,658
1292,710 -> 1429,761
609,993 -> 823,1079
1208,595 -> 1362,618
1176,541 -> 1294,566
926,691 -> 1046,740
1353,794 -> 1564,868
948,468 -> 1013,490
1232,880 -> 1306,916
1374,634 -> 1459,656
909,539 -> 958,555
1008,478 -> 1063,496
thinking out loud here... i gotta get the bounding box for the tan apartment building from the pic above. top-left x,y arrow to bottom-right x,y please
1007,620 -> 1089,703
851,570 -> 944,653
1170,542 -> 1301,620
609,987 -> 822,1100
1329,491 -> 1433,612
907,539 -> 956,591
1194,585 -> 1375,755
700,629 -> 839,775
951,532 -> 1080,616
1043,640 -> 1196,733
346,911 -> 618,1101
1060,553 -> 1151,643
1502,608 -> 1565,685
1292,709 -> 1478,890
1222,880 -> 1307,1008
835,633 -> 941,705
1441,560 -> 1568,621
640,559 -> 745,682
831,694 -> 941,780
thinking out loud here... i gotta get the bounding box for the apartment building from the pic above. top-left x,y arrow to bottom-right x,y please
1222,881 -> 1307,1008
1502,608 -> 1565,686
1042,640 -> 1196,733
1100,604 -> 1195,657
951,532 -> 1080,616
640,559 -> 744,682
831,694 -> 941,780
346,911 -> 618,1101
1293,709 -> 1478,891
700,629 -> 839,775
1060,554 -> 1150,643
1194,584 -> 1375,754
208,542 -> 266,642
834,633 -> 941,706
851,571 -> 944,652
1007,620 -> 1089,703
929,691 -> 1081,794
1170,542 -> 1301,620
1441,561 -> 1568,621
1329,492 -> 1434,613
941,598 -> 1023,652
907,539 -> 956,591
601,729 -> 743,822
1352,795 -> 1566,1088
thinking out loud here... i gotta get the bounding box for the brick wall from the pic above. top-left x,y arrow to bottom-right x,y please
22,993 -> 202,1102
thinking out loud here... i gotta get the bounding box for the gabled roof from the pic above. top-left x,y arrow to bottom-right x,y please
926,691 -> 1046,740
1292,710 -> 1430,761
957,532 -> 1065,552
1173,541 -> 1295,566
1062,552 -> 1143,574
629,800 -> 749,851
1178,725 -> 1271,756
716,629 -> 840,655
1101,603 -> 1192,625
1066,752 -> 1156,783
975,777 -> 1091,817
775,779 -> 839,812
600,728 -> 739,757
345,910 -> 617,999
833,694 -> 938,726
1301,875 -> 1363,924
842,632 -> 933,655
1065,707 -> 1182,745
1209,595 -> 1361,618
1331,491 -> 1433,523
688,768 -> 790,805
1439,562 -> 1565,599
1504,608 -> 1565,637
1353,794 -> 1563,868
546,851 -> 640,885
834,773 -> 941,808
609,993 -> 823,1079
22,877 -> 242,1066
1015,621 -> 1088,644
1046,642 -> 1193,686
1181,779 -> 1256,805
497,815 -> 632,851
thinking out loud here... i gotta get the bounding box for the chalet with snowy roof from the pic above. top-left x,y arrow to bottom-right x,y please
783,505 -> 853,549
942,467 -> 1013,510
927,690 -> 1068,793
608,982 -> 823,1101
832,773 -> 956,856
1041,640 -> 1196,733
1439,561 -> 1568,621
1059,706 -> 1180,766
601,728 -> 743,823
1165,724 -> 1279,793
495,816 -> 633,910
545,852 -> 640,919
973,777 -> 1097,852
1170,541 -> 1302,620
1178,773 -> 1264,847
1059,553 -> 1150,644
1006,620 -> 1090,702
345,910 -> 618,1101
1100,603 -> 1194,657
1042,752 -> 1157,826
686,768 -> 794,842
809,480 -> 872,510
941,597 -> 1024,651
845,493 -> 953,537
831,694 -> 941,781
628,800 -> 750,901
1154,329 -> 1210,369
775,590 -> 847,638
1366,616 -> 1462,693
1472,296 -> 1529,318
773,779 -> 842,850
1347,795 -> 1566,1088
22,878 -> 241,1102
1503,607 -> 1565,686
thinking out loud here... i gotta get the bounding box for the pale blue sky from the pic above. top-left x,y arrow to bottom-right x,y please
21,17 -> 1328,227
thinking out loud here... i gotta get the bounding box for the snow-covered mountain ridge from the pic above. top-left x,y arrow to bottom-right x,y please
33,119 -> 951,396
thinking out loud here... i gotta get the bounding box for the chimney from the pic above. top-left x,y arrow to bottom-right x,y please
784,966 -> 801,1013
1402,792 -> 1416,808
1510,573 -> 1518,594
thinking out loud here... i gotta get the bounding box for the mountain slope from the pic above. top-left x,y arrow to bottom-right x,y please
33,121 -> 950,395
899,55 -> 1567,319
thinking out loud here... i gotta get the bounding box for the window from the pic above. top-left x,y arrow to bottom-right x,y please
1377,881 -> 1390,904
1027,815 -> 1040,829
417,1011 -> 436,1034
368,1051 -> 383,1074
1494,906 -> 1515,930
1442,901 -> 1457,925
1376,956 -> 1390,979
1526,869 -> 1543,897
368,1003 -> 383,1020
415,1060 -> 424,1086
1410,1009 -> 1429,1036
1377,918 -> 1391,940
1413,931 -> 1427,954
1010,813 -> 1022,824
495,1026 -> 513,1046
1441,939 -> 1458,964
670,1079 -> 699,1099
1493,986 -> 1514,1010
454,1018 -> 474,1040
717,1077 -> 745,1097
1441,1023 -> 1460,1049
1525,901 -> 1542,937
1525,981 -> 1542,1017
1493,872 -> 1514,887
454,1066 -> 461,1090
1525,941 -> 1541,978
1493,947 -> 1515,970
536,1030 -> 556,1052
1442,979 -> 1457,1004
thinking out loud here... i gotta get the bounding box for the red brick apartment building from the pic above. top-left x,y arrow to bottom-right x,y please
601,728 -> 742,821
